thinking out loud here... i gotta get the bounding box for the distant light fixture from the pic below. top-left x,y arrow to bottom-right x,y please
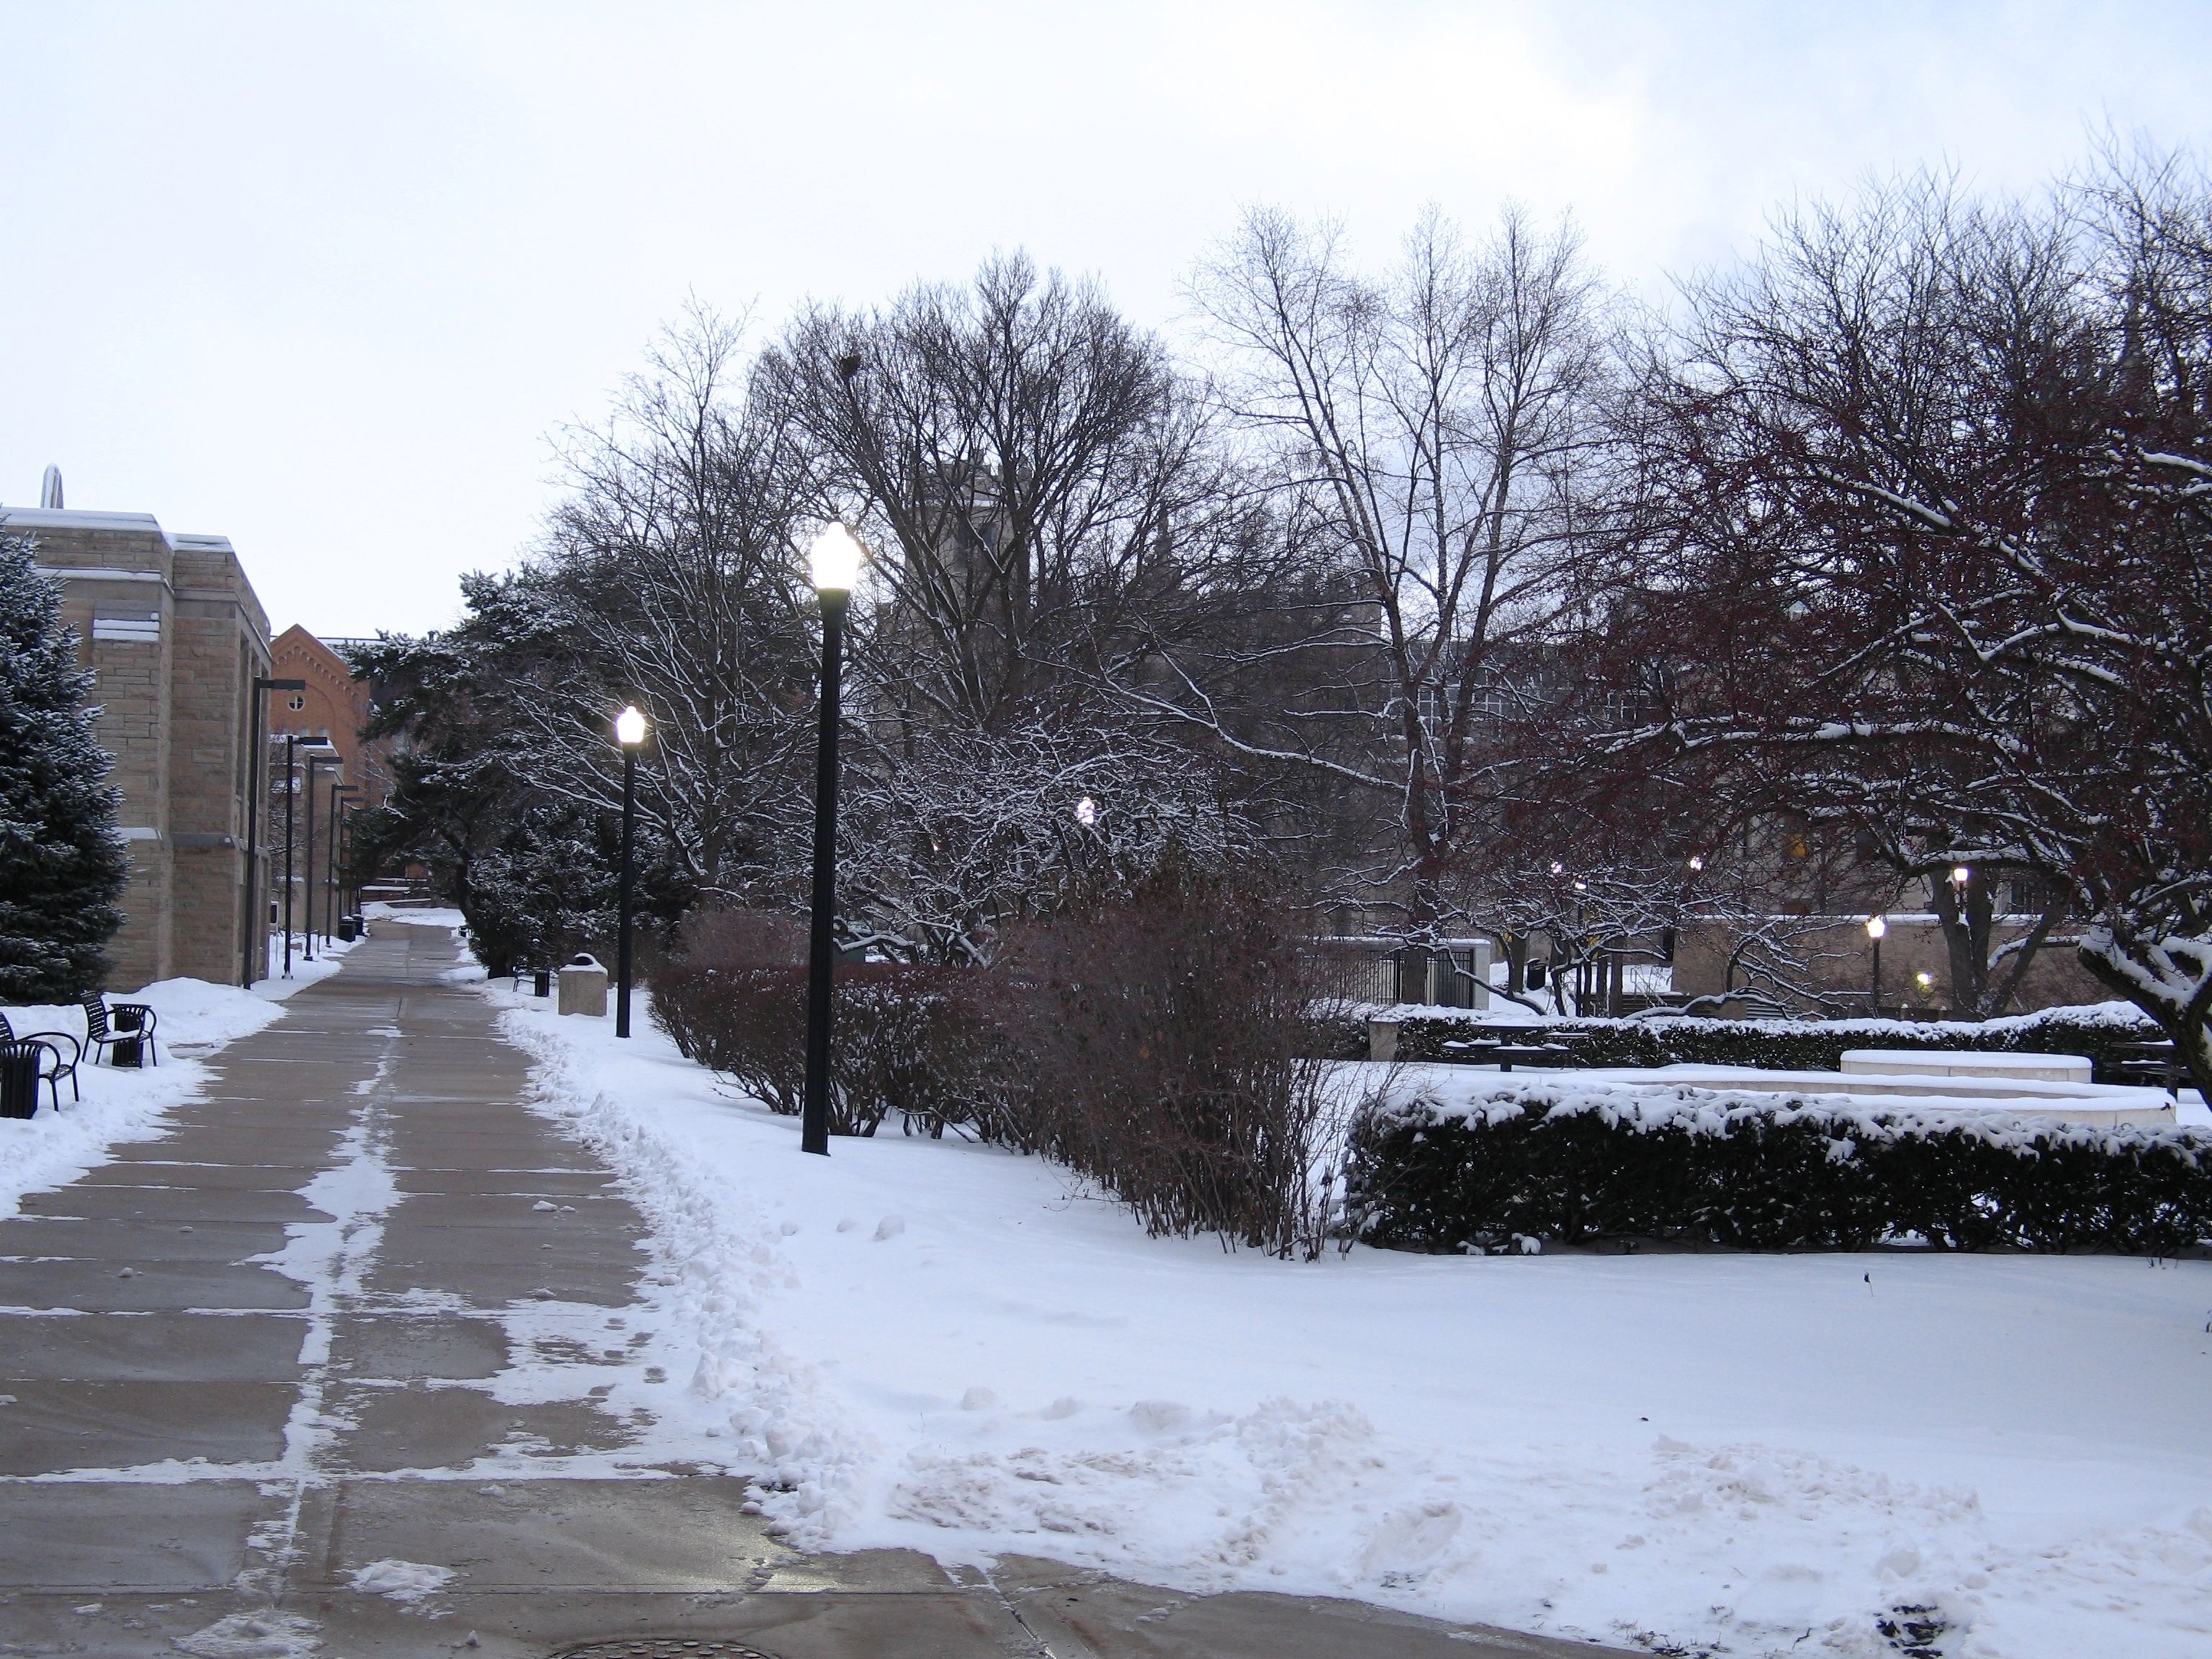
1865,914 -> 1887,940
1573,880 -> 1588,892
1915,971 -> 1935,989
1951,865 -> 1972,886
1550,861 -> 1565,876
1687,855 -> 1705,872
808,523 -> 866,592
1074,796 -> 1097,827
614,705 -> 647,747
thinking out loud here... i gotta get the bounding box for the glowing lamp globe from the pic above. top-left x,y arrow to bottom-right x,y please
615,706 -> 647,746
809,523 -> 866,592
1865,914 -> 1887,940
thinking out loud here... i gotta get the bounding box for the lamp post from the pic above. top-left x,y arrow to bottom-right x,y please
300,748 -> 340,961
282,734 -> 299,977
243,678 -> 306,987
1865,914 -> 1887,1012
802,523 -> 864,1156
613,705 -> 647,1038
328,783 -> 359,947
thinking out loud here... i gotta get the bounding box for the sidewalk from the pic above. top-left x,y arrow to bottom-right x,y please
0,927 -> 1624,1658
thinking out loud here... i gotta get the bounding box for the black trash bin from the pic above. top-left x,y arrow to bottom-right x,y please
109,1006 -> 145,1069
0,1042 -> 41,1119
338,915 -> 358,943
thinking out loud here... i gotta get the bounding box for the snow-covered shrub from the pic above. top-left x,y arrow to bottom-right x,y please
1320,1002 -> 2164,1080
1347,1084 -> 2212,1256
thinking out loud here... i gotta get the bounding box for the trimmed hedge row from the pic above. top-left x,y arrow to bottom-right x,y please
1321,1002 -> 2165,1082
1345,1084 -> 2212,1255
649,962 -> 1010,1137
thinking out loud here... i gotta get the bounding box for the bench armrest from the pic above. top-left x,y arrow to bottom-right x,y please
19,1030 -> 81,1067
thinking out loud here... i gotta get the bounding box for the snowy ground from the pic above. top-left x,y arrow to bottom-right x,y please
485,968 -> 2212,1659
0,949 -> 359,1217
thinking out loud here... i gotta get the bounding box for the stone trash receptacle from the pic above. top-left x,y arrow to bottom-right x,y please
557,953 -> 609,1017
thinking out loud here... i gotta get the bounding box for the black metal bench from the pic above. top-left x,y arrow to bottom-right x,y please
81,992 -> 160,1068
0,1015 -> 77,1109
1442,1038 -> 1578,1071
2111,1040 -> 2181,1094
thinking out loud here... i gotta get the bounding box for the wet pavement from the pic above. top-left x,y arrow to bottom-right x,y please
0,927 -> 1625,1658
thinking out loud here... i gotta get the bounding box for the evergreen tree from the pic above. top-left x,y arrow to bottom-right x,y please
0,530 -> 127,999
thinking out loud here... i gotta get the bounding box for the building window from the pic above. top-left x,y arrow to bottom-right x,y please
287,693 -> 306,711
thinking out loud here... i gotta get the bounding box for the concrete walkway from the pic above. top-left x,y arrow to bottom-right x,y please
1,929 -> 1627,1658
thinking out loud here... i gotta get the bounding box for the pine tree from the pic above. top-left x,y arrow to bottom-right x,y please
0,530 -> 127,999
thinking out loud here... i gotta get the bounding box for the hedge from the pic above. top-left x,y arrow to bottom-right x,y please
1345,1082 -> 2212,1255
649,961 -> 1012,1138
1320,1001 -> 2167,1082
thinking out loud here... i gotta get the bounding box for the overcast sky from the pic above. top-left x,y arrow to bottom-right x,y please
2,1 -> 2205,638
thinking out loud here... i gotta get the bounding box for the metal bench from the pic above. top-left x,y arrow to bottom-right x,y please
0,1015 -> 77,1108
2110,1039 -> 2182,1094
1442,1038 -> 1579,1071
81,992 -> 160,1068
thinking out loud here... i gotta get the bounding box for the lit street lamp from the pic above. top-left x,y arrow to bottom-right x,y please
1865,913 -> 1887,1010
614,704 -> 647,1038
802,523 -> 864,1157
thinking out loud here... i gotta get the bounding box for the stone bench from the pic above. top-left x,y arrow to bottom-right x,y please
1839,1048 -> 2093,1085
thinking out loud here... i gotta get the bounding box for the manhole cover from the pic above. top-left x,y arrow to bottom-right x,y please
555,1644 -> 778,1659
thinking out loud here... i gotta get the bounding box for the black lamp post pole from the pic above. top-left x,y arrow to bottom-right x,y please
243,678 -> 305,987
282,734 -> 297,977
328,784 -> 356,947
616,742 -> 637,1038
301,755 -> 331,963
801,586 -> 847,1157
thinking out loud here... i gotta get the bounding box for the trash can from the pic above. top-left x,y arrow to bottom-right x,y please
337,915 -> 358,943
0,1042 -> 40,1119
109,1005 -> 146,1069
557,954 -> 609,1017
533,968 -> 552,998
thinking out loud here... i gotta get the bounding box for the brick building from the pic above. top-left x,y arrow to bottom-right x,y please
269,625 -> 392,807
1,500 -> 274,989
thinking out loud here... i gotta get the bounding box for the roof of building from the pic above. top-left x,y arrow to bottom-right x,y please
0,505 -> 234,555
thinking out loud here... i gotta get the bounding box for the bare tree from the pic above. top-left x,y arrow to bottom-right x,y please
1148,205 -> 1617,938
759,254 -> 1237,735
503,302 -> 820,904
1599,161 -> 2212,1084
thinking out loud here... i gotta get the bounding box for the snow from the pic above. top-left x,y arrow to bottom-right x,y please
487,977 -> 2212,1659
0,975 -> 313,1218
343,1558 -> 459,1602
361,902 -> 466,930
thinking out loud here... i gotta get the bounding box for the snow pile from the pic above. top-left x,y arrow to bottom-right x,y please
490,982 -> 2212,1659
172,1610 -> 322,1658
343,1558 -> 459,1602
0,979 -> 295,1216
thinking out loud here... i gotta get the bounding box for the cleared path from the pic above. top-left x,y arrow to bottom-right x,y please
0,927 -> 1622,1658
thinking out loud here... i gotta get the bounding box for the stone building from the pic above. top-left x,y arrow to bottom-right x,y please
1,498 -> 273,989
